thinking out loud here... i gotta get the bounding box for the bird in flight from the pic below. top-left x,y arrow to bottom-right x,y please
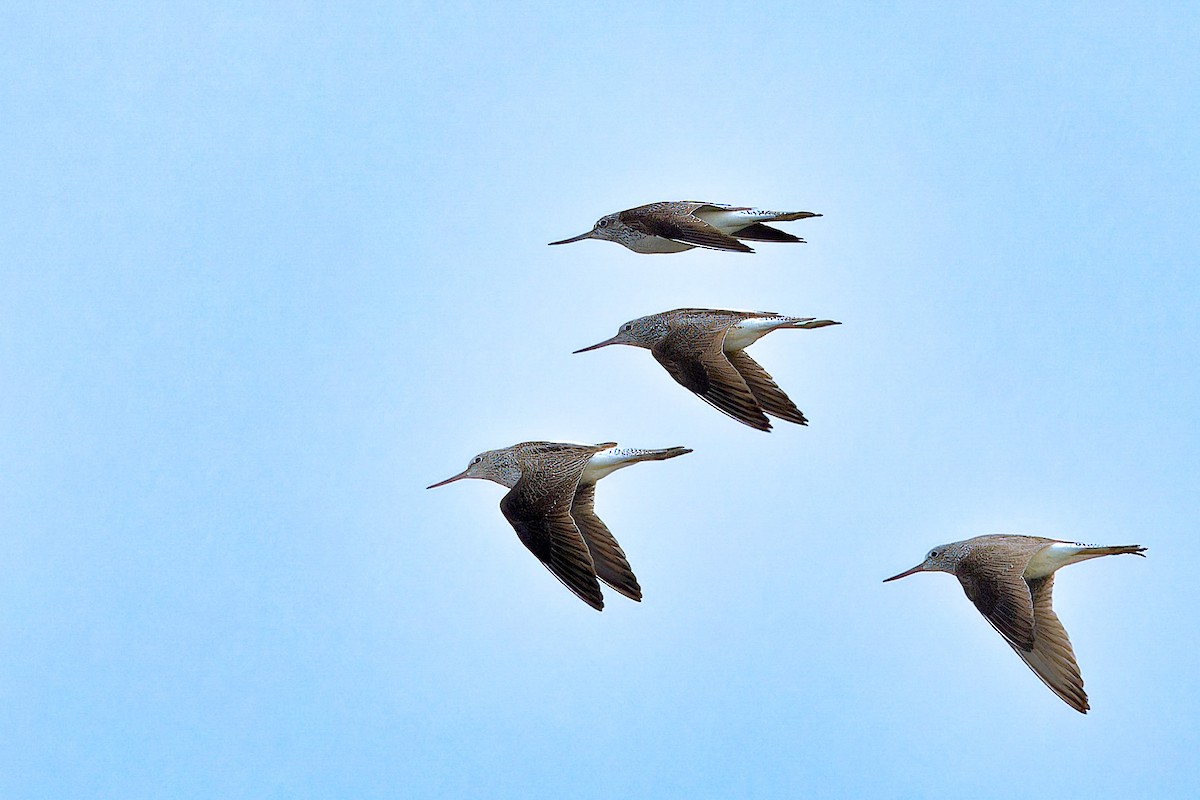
428,441 -> 691,610
549,201 -> 821,254
884,534 -> 1147,713
575,308 -> 839,431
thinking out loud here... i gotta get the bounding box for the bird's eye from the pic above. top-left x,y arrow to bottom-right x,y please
928,549 -> 939,559
472,456 -> 482,465
623,323 -> 632,332
597,218 -> 609,228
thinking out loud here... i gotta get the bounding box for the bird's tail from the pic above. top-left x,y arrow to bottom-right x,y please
615,446 -> 692,463
1026,542 -> 1146,578
767,211 -> 822,222
782,318 -> 841,330
1056,543 -> 1148,570
1079,544 -> 1148,558
733,211 -> 822,243
581,446 -> 693,483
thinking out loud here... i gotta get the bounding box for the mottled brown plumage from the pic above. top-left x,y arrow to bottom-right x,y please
884,534 -> 1147,713
427,441 -> 691,610
574,308 -> 840,432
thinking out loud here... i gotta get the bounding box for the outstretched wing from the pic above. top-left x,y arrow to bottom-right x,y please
651,327 -> 770,431
570,483 -> 641,602
956,551 -> 1037,652
960,556 -> 1090,711
499,468 -> 603,611
1016,575 -> 1089,713
727,222 -> 804,243
726,350 -> 807,425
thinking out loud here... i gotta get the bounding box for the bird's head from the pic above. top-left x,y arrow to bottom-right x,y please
427,447 -> 521,490
548,212 -> 624,246
883,542 -> 967,582
573,313 -> 663,353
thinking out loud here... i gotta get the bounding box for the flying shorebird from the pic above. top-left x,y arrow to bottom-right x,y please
574,309 -> 840,432
427,441 -> 691,611
548,201 -> 821,254
884,534 -> 1147,713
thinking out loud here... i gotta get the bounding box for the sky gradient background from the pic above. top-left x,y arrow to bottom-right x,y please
2,2 -> 1198,797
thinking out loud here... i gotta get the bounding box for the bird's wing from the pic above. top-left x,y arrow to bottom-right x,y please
957,552 -> 1037,652
622,205 -> 754,253
570,483 -> 641,602
499,465 -> 604,611
720,222 -> 804,243
726,350 -> 807,425
1017,575 -> 1089,713
652,328 -> 771,431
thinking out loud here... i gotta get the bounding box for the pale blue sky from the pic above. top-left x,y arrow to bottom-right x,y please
2,2 -> 1197,798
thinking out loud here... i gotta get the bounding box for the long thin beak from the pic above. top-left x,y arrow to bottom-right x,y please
572,335 -> 621,354
426,470 -> 469,489
548,230 -> 595,246
882,564 -> 926,582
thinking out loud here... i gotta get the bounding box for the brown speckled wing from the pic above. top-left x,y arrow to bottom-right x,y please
956,551 -> 1037,652
621,206 -> 754,253
499,462 -> 603,611
651,328 -> 771,431
570,483 -> 641,602
726,350 -> 807,425
1017,575 -> 1089,713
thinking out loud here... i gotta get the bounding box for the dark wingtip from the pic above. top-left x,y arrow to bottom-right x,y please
576,590 -> 605,612
600,579 -> 642,603
768,410 -> 808,426
730,409 -> 773,432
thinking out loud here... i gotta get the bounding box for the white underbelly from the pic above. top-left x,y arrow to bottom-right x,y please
580,448 -> 637,483
723,317 -> 783,351
693,206 -> 766,234
629,236 -> 694,254
1024,542 -> 1091,579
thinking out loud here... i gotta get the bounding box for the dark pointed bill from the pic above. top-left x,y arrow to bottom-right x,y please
426,470 -> 469,489
572,336 -> 621,354
882,564 -> 926,582
548,231 -> 595,246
